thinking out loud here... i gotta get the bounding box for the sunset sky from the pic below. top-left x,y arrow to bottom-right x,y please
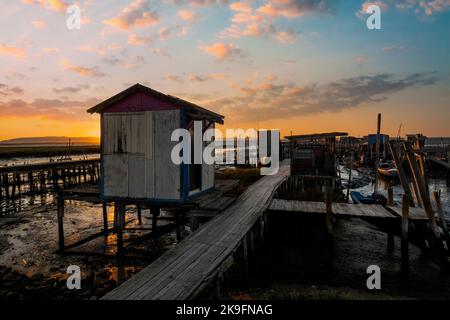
0,0 -> 449,140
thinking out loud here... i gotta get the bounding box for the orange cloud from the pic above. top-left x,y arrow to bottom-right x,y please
59,59 -> 105,77
128,33 -> 151,46
103,0 -> 159,30
31,20 -> 48,29
22,0 -> 68,12
199,42 -> 241,61
178,9 -> 199,21
0,44 -> 26,59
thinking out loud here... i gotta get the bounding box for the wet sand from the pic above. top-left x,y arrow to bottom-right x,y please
0,199 -> 182,300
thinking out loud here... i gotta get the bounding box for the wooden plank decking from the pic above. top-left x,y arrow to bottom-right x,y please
387,205 -> 432,221
269,199 -> 396,219
102,160 -> 290,300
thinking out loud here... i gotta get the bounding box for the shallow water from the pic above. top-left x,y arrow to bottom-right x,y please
339,166 -> 450,214
0,153 -> 100,167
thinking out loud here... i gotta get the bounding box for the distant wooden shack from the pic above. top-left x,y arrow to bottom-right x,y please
87,83 -> 224,202
286,132 -> 348,176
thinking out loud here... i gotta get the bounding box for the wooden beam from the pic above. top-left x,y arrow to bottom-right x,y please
388,141 -> 414,207
403,142 -> 439,237
57,197 -> 65,252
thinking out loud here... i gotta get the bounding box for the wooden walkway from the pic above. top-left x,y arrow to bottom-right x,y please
269,199 -> 396,219
102,160 -> 290,300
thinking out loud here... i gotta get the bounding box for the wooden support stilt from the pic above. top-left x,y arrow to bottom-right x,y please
433,192 -> 450,251
137,204 -> 142,225
115,202 -> 124,256
388,187 -> 394,206
242,234 -> 249,278
3,173 -> 9,199
57,197 -> 65,252
175,209 -> 181,241
151,207 -> 160,234
191,214 -> 199,232
102,203 -> 108,232
325,186 -> 334,257
401,195 -> 409,273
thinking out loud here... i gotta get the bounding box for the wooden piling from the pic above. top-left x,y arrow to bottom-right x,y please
151,207 -> 160,235
114,202 -> 124,256
389,141 -> 415,207
102,203 -> 108,232
137,204 -> 142,225
433,191 -> 450,251
388,187 -> 394,206
57,197 -> 65,252
325,186 -> 334,257
404,142 -> 439,237
401,195 -> 409,273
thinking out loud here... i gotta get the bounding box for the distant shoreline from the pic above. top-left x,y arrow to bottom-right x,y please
0,145 -> 100,159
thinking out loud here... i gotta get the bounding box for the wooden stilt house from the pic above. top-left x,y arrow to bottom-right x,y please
87,83 -> 224,203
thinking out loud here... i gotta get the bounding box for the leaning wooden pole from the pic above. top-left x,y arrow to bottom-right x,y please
374,113 -> 381,196
388,141 -> 414,207
403,142 -> 439,237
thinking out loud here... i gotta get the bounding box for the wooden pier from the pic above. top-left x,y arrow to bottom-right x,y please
102,160 -> 290,300
0,159 -> 100,200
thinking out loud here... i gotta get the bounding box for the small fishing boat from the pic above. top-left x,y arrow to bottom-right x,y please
377,162 -> 398,179
350,191 -> 387,206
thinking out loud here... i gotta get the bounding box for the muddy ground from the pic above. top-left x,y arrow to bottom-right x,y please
224,215 -> 450,300
0,200 -> 182,300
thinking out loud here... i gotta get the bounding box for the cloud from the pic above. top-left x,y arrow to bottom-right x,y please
31,20 -> 48,29
419,0 -> 450,15
0,97 -> 101,120
151,48 -> 171,57
199,42 -> 241,61
204,72 -> 438,122
22,0 -> 68,12
0,84 -> 24,96
363,0 -> 450,16
158,27 -> 171,40
188,73 -> 227,81
257,0 -> 339,18
41,47 -> 60,54
171,0 -> 229,6
0,44 -> 26,59
165,74 -> 184,82
103,0 -> 159,30
59,59 -> 105,77
354,55 -> 369,65
128,33 -> 152,46
382,45 -> 404,52
356,1 -> 388,18
53,85 -> 90,94
220,1 -> 308,43
178,9 -> 199,21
